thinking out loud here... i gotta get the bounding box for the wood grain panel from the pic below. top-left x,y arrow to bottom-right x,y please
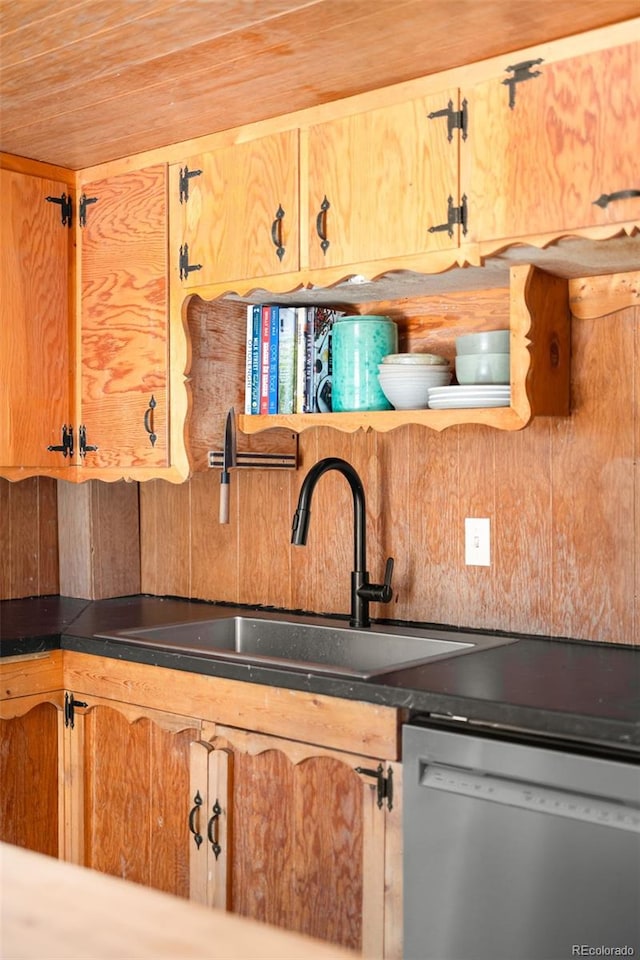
457,424 -> 507,632
150,721 -> 197,897
231,749 -> 294,927
139,479 -> 191,596
80,704 -> 197,895
307,92 -> 459,268
295,757 -> 363,951
0,701 -> 59,855
0,478 -> 59,600
80,165 -> 168,469
57,480 -> 140,600
0,652 -> 63,702
2,2 -> 639,169
185,290 -> 299,472
176,132 -> 299,286
492,422 -> 553,634
0,169 -> 71,467
63,652 -> 401,758
550,308 -> 635,641
140,283 -> 638,644
467,42 -> 640,243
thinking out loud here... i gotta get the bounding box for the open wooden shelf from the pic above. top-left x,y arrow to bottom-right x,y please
235,262 -> 571,436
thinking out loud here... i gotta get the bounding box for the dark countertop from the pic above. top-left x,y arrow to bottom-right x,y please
2,594 -> 639,755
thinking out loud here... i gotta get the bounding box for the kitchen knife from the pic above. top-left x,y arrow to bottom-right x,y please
219,407 -> 236,524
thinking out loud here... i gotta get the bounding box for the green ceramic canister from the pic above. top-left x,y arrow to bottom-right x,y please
332,315 -> 398,411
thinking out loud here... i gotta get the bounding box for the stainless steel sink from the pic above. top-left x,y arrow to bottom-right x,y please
98,615 -> 500,679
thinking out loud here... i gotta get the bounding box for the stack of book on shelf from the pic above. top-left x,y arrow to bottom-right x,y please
244,305 -> 345,415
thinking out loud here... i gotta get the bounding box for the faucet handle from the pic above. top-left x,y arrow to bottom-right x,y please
358,557 -> 394,605
380,557 -> 395,603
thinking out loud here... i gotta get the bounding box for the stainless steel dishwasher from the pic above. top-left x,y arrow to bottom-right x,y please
403,720 -> 640,960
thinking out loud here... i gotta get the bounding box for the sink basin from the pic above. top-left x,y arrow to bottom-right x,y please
98,615 -> 491,679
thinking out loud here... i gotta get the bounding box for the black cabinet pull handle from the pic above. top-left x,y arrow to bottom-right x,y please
207,799 -> 222,860
143,395 -> 157,447
188,791 -> 203,849
270,204 -> 285,261
315,195 -> 331,254
593,189 -> 640,209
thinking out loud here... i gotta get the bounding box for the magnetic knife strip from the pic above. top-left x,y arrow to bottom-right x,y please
208,450 -> 298,470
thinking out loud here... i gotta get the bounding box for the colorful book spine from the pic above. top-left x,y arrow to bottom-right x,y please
277,306 -> 297,414
249,304 -> 261,415
267,305 -> 279,414
302,307 -> 343,413
244,305 -> 254,414
259,304 -> 271,415
294,307 -> 308,414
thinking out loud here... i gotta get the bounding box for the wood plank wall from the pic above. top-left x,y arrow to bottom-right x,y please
140,280 -> 639,647
3,280 -> 637,645
0,477 -> 59,598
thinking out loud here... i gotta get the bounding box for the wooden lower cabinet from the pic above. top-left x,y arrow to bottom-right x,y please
14,651 -> 402,957
0,652 -> 65,857
65,697 -> 201,897
0,693 -> 64,857
190,725 -> 402,958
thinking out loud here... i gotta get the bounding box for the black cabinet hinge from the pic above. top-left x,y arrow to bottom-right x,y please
179,165 -> 203,203
355,763 -> 394,811
179,243 -> 202,280
78,424 -> 98,458
45,193 -> 73,227
64,692 -> 88,729
428,98 -> 468,141
428,194 -> 468,239
502,58 -> 544,110
47,424 -> 74,458
79,193 -> 98,227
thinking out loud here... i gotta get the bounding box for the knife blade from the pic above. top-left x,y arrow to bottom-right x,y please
219,407 -> 236,524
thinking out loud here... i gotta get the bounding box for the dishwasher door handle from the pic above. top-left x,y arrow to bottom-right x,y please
419,762 -> 640,833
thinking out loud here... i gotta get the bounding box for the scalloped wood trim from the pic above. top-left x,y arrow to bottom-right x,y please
569,270 -> 640,319
0,690 -> 64,720
238,406 -> 527,435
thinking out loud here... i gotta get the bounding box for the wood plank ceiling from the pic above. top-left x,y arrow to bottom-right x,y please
1,0 -> 639,171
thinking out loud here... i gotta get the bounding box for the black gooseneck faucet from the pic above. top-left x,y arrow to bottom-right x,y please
291,457 -> 394,628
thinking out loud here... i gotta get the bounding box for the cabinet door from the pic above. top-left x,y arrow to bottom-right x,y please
196,727 -> 401,958
0,169 -> 72,469
307,91 -> 461,270
172,130 -> 299,287
66,698 -> 199,897
0,695 -> 64,857
79,165 -> 169,469
465,42 -> 640,244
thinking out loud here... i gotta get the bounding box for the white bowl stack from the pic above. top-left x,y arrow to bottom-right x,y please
454,330 -> 510,385
377,353 -> 452,409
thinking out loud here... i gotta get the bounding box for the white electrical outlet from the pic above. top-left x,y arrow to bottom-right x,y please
465,518 -> 491,566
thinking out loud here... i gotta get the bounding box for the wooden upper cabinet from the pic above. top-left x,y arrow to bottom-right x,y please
79,165 -> 169,469
307,91 -> 462,270
0,169 -> 72,469
464,41 -> 640,245
172,130 -> 299,288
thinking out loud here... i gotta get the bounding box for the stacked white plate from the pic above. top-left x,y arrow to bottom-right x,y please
427,385 -> 511,409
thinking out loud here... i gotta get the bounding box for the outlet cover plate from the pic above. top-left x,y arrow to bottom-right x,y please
465,517 -> 491,566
